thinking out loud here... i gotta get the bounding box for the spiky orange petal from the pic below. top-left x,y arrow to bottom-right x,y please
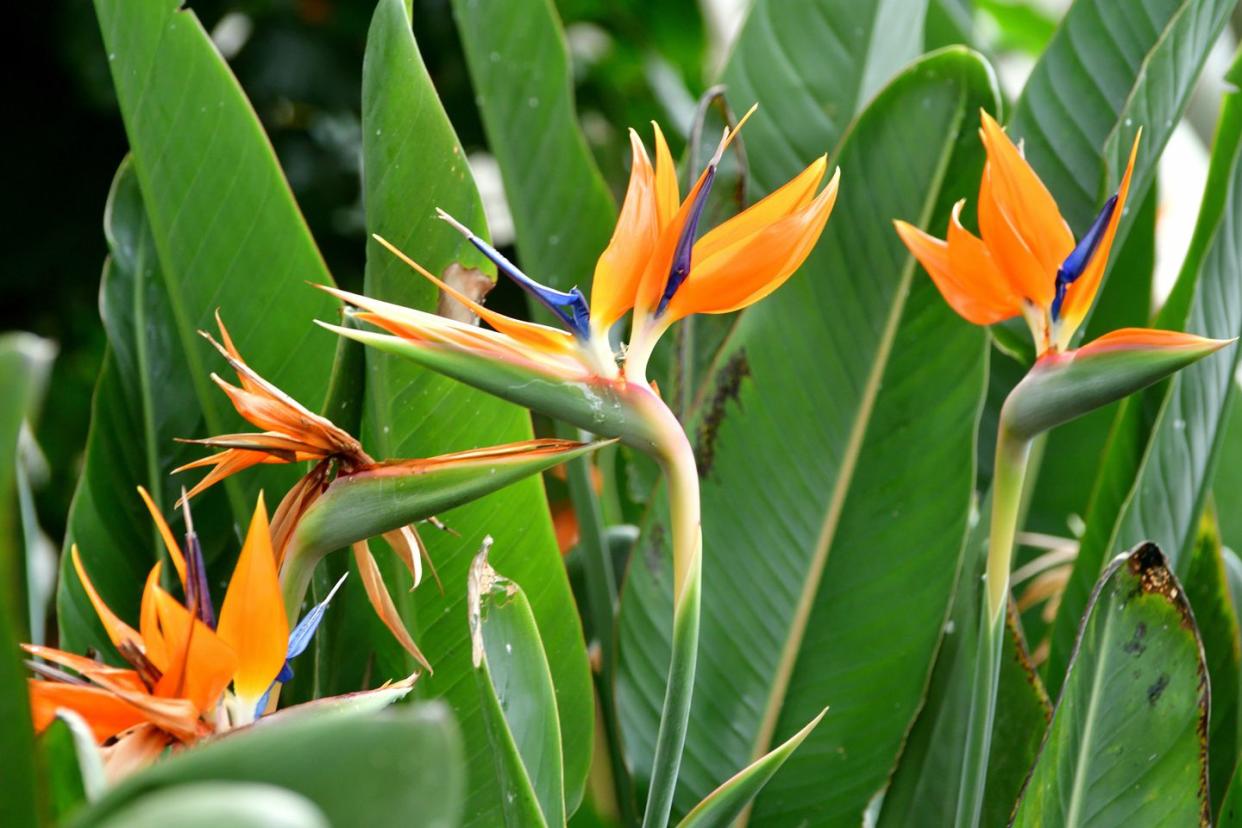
652,122 -> 681,228
135,487 -> 187,587
590,130 -> 660,331
977,162 -> 1055,308
28,681 -> 149,743
70,546 -> 144,657
215,496 -> 288,704
353,541 -> 431,671
978,111 -> 1074,280
150,585 -> 237,714
665,169 -> 839,319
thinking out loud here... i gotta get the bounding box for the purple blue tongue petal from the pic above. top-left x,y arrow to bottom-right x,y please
1052,194 -> 1117,321
253,572 -> 348,719
436,209 -> 591,338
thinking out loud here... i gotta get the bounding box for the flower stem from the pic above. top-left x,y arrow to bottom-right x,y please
956,419 -> 1031,826
633,389 -> 702,828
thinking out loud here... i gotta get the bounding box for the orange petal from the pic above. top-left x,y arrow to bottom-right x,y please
70,545 -> 144,656
666,170 -> 839,319
590,129 -> 660,331
693,155 -> 827,262
1076,327 -> 1232,354
174,449 -> 272,503
213,312 -> 263,395
1058,131 -> 1141,341
371,235 -> 578,358
151,584 -> 236,715
353,541 -> 431,672
383,525 -> 427,589
139,563 -> 170,671
978,111 -> 1074,280
28,680 -> 149,743
977,162 -> 1054,308
23,644 -> 146,693
634,108 -> 756,316
895,207 -> 1020,326
215,496 -> 288,704
652,122 -> 681,227
136,487 -> 186,588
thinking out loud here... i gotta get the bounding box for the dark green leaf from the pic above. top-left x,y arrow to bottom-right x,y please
359,3 -> 592,825
65,0 -> 341,653
720,0 -> 929,192
617,48 -> 998,825
879,503 -> 1052,827
1012,543 -> 1209,826
450,0 -> 616,294
69,702 -> 464,828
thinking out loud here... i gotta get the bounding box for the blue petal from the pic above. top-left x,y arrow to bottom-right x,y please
1051,194 -> 1117,321
437,209 -> 591,338
183,530 -> 217,629
656,165 -> 717,317
286,573 -> 349,661
254,686 -> 273,720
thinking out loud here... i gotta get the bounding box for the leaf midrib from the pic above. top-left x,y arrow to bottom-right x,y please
739,81 -> 973,799
1064,587 -> 1118,826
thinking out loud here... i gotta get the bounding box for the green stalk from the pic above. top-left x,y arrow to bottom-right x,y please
559,421 -> 638,825
956,419 -> 1031,826
637,397 -> 702,828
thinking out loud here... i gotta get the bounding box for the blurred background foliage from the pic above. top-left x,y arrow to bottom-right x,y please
8,0 -> 1240,631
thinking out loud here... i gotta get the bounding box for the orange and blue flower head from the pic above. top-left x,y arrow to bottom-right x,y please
325,106 -> 839,387
895,110 -> 1150,356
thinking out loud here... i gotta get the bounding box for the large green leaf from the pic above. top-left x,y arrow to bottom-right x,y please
69,702 -> 464,828
878,498 -> 1052,827
1213,389 -> 1242,555
616,48 -> 998,825
1223,760 -> 1242,827
36,712 -> 104,825
718,0 -> 929,195
470,544 -> 565,826
1008,0 -> 1235,235
63,0 -> 340,653
1046,51 -> 1242,693
359,1 -> 591,823
449,0 -> 616,295
1012,543 -> 1209,826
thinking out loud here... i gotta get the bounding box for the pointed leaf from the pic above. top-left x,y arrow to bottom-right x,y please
469,543 -> 564,826
1012,543 -> 1209,826
676,709 -> 827,828
358,4 -> 593,825
617,48 -> 997,825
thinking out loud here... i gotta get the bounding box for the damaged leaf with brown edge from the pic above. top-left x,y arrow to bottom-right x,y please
468,538 -> 565,827
1012,543 -> 1210,826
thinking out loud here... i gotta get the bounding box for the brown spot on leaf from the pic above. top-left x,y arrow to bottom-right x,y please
695,350 -> 750,476
437,264 -> 494,324
1126,542 -> 1195,629
1146,673 -> 1170,706
1122,622 -> 1147,656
